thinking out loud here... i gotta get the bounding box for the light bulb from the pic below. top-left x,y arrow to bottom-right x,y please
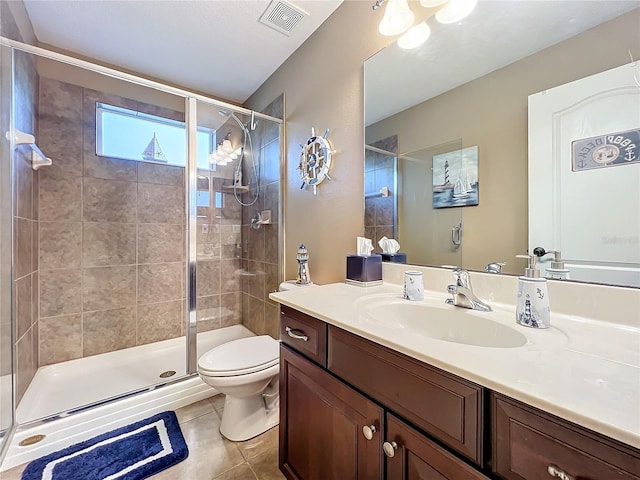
222,139 -> 233,154
378,0 -> 415,36
435,0 -> 477,24
419,0 -> 447,7
397,21 -> 430,49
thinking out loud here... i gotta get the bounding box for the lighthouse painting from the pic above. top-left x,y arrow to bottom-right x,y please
432,145 -> 479,209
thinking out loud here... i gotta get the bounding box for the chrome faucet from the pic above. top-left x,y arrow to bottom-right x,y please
484,261 -> 506,274
445,269 -> 492,312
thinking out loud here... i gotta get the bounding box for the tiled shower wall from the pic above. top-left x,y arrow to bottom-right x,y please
365,135 -> 397,251
12,49 -> 39,403
36,78 -> 195,365
241,95 -> 283,340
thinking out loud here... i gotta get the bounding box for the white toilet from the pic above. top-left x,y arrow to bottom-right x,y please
198,335 -> 280,441
197,280 -> 314,441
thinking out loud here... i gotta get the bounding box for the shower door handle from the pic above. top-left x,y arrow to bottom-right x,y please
285,326 -> 309,342
451,223 -> 462,247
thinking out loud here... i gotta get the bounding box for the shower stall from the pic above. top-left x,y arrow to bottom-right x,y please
0,36 -> 283,469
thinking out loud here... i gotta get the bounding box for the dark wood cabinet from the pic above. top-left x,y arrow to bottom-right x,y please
492,393 -> 640,480
328,326 -> 484,464
279,305 -> 640,480
279,344 -> 384,480
385,414 -> 490,480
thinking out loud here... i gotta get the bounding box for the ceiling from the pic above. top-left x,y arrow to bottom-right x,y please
365,1 -> 640,126
22,0 -> 343,104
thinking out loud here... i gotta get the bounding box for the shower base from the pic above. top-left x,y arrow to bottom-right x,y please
1,324 -> 254,471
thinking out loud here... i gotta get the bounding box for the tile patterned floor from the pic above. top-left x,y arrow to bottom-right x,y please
0,395 -> 285,480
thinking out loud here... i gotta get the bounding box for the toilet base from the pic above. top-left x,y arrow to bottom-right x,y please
219,393 -> 279,441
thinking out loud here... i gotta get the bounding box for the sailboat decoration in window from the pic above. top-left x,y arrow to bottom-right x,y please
142,132 -> 168,163
299,127 -> 335,195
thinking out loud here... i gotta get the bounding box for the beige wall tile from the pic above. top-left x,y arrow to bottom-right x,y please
247,226 -> 265,263
197,259 -> 220,297
16,328 -> 34,402
84,156 -> 138,182
39,221 -> 82,269
39,314 -> 82,366
40,268 -> 82,317
137,262 -> 183,304
83,177 -> 137,223
243,294 -> 265,336
15,151 -> 33,219
14,217 -> 32,279
138,183 -> 184,224
39,172 -> 82,221
264,263 -> 280,305
31,271 -> 39,326
38,117 -> 83,178
40,77 -> 83,121
196,295 -> 220,333
83,265 -> 136,311
264,303 -> 280,341
137,300 -> 183,345
83,307 -> 136,356
138,223 -> 184,264
221,258 -> 241,294
15,275 -> 32,340
247,260 -> 266,300
220,292 -> 241,327
138,163 -> 184,186
82,222 -> 136,267
261,139 -> 281,185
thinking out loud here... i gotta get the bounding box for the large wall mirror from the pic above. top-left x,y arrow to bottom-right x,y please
364,1 -> 640,287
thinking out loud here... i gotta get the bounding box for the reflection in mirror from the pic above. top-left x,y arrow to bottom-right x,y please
364,1 -> 640,287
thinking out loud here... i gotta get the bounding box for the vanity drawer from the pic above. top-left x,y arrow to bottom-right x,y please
327,326 -> 484,465
492,393 -> 640,480
280,305 -> 327,367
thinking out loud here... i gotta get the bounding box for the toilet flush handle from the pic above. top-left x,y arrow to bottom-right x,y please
285,326 -> 309,342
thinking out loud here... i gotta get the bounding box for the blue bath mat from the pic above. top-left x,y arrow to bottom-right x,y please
22,411 -> 188,480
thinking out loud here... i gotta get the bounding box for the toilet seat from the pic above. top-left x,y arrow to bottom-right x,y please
198,335 -> 279,377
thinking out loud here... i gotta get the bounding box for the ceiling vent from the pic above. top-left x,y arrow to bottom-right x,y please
259,0 -> 309,36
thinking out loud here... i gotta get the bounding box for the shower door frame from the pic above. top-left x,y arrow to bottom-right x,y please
0,36 -> 283,432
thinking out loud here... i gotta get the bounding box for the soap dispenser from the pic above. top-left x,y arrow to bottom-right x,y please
532,247 -> 571,280
515,254 -> 550,329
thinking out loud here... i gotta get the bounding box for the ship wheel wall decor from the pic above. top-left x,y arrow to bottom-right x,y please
299,127 -> 334,195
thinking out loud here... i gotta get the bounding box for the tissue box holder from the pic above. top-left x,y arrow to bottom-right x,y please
381,252 -> 407,264
346,254 -> 383,287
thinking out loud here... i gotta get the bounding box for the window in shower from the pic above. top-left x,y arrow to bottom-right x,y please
96,102 -> 215,168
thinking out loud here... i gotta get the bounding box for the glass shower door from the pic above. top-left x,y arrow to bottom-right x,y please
0,43 -> 15,462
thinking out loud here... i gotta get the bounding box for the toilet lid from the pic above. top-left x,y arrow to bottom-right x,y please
198,335 -> 279,377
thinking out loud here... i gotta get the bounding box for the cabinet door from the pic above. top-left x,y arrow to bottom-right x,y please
492,393 -> 640,480
385,414 -> 490,480
279,345 -> 384,480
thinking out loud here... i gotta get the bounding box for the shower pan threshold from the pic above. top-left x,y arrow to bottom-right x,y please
2,325 -> 254,471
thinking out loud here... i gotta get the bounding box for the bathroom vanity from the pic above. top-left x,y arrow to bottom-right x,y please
271,283 -> 640,480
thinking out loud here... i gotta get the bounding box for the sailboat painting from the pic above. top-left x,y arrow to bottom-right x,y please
432,146 -> 479,209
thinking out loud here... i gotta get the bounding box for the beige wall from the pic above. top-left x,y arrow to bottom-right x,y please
248,3 -> 639,282
246,2 -> 390,283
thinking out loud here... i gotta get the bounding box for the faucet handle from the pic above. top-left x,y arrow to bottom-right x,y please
452,268 -> 471,288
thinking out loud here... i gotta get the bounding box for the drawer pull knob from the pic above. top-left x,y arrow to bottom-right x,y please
547,465 -> 575,480
362,425 -> 376,440
383,441 -> 398,458
285,326 -> 309,342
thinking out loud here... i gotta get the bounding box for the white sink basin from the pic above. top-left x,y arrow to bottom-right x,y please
355,295 -> 528,348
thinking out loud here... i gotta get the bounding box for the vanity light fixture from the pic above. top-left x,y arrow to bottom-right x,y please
397,21 -> 431,49
209,132 -> 242,166
435,0 -> 477,24
378,0 -> 415,36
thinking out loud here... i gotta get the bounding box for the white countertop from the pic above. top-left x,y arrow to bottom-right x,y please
270,282 -> 640,449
